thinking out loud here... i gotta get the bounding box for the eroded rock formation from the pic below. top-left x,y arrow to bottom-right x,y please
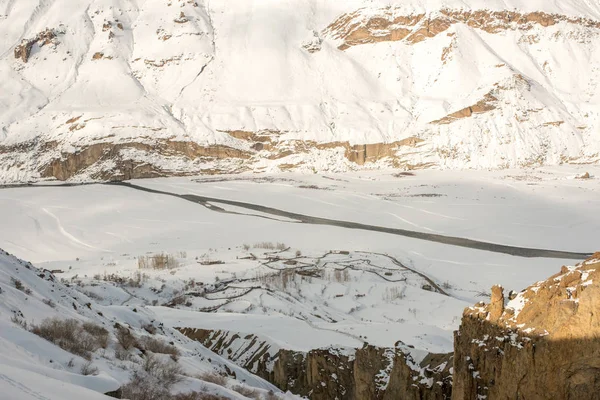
14,28 -> 60,63
324,8 -> 600,50
453,254 -> 600,400
178,327 -> 452,400
179,255 -> 600,400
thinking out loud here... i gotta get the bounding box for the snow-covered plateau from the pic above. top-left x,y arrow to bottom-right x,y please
0,167 -> 598,398
1,0 -> 600,182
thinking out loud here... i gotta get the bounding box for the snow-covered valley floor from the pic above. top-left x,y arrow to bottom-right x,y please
0,166 -> 598,398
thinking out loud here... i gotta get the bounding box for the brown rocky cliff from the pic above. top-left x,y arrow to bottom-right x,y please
453,254 -> 600,400
179,327 -> 451,399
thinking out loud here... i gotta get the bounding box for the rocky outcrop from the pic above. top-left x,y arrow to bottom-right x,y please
179,255 -> 600,400
38,141 -> 251,181
431,93 -> 498,124
324,8 -> 600,50
179,327 -> 451,400
222,131 -> 424,166
14,28 -> 60,62
453,254 -> 600,400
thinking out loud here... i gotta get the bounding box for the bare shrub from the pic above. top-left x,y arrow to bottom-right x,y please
11,315 -> 28,329
139,253 -> 180,270
442,280 -> 453,290
138,256 -> 149,270
115,345 -> 131,361
80,360 -> 99,376
42,298 -> 56,308
82,290 -> 104,301
174,393 -> 228,400
242,244 -> 250,251
232,385 -> 261,399
197,371 -> 228,386
254,242 -> 287,251
257,269 -> 295,291
383,287 -> 406,302
328,269 -> 350,283
164,294 -> 190,308
11,277 -> 31,294
30,318 -> 108,359
11,277 -> 24,290
121,372 -> 170,400
82,322 -> 109,348
143,353 -> 184,387
143,323 -> 157,334
141,336 -> 179,357
115,326 -> 138,350
102,271 -> 148,288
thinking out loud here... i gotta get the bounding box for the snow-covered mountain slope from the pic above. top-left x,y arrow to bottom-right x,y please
0,248 -> 290,399
1,0 -> 600,182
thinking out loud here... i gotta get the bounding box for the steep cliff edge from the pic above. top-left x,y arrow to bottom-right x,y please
180,254 -> 600,399
179,328 -> 452,400
453,253 -> 600,400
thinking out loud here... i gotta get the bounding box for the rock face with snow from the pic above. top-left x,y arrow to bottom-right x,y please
453,254 -> 600,400
181,327 -> 452,399
1,0 -> 600,181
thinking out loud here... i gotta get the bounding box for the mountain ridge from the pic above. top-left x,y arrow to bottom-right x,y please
1,0 -> 600,181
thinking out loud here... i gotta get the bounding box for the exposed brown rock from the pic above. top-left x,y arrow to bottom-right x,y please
221,130 -> 423,166
488,285 -> 504,322
174,12 -> 189,24
39,140 -> 251,181
14,29 -> 58,63
431,93 -> 498,124
179,327 -> 451,400
453,254 -> 600,400
324,8 -> 600,50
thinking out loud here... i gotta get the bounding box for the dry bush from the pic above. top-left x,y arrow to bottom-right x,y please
11,315 -> 28,329
143,323 -> 157,334
141,336 -> 179,357
82,290 -> 104,301
197,371 -> 228,386
264,390 -> 279,400
174,393 -> 228,400
115,345 -> 132,361
143,353 -> 184,387
11,277 -> 24,290
257,269 -> 295,291
80,360 -> 99,376
102,271 -> 148,288
138,255 -> 149,270
121,372 -> 170,400
115,326 -> 138,350
442,280 -> 453,290
139,253 -> 180,270
254,242 -> 287,251
177,251 -> 187,259
42,298 -> 56,308
328,269 -> 350,283
30,318 -> 108,360
383,287 -> 406,302
82,322 -> 109,348
154,253 -> 179,270
11,277 -> 32,294
232,385 -> 261,399
163,294 -> 191,308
